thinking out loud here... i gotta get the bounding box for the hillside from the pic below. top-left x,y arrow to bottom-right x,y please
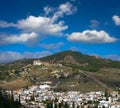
2,50 -> 120,72
41,50 -> 120,72
0,50 -> 120,92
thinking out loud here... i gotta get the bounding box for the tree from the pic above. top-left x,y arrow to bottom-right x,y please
58,103 -> 62,108
77,105 -> 79,108
105,89 -> 109,101
72,102 -> 75,108
30,95 -> 35,101
0,89 -> 21,108
64,102 -> 69,108
54,103 -> 58,108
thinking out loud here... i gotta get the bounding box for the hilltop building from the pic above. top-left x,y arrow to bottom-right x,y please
33,60 -> 42,66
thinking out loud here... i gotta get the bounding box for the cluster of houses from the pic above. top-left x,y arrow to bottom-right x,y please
4,84 -> 120,108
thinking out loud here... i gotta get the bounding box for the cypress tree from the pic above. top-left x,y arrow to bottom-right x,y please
58,103 -> 62,108
64,102 -> 69,108
54,103 -> 58,108
72,102 -> 75,108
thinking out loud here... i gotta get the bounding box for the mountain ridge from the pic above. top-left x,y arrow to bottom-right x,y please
40,50 -> 120,72
1,50 -> 120,72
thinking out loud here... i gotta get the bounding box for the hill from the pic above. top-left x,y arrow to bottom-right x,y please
41,50 -> 120,72
2,50 -> 120,72
0,50 -> 120,92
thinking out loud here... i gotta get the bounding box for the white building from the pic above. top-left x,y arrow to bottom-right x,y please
39,84 -> 50,89
33,60 -> 42,66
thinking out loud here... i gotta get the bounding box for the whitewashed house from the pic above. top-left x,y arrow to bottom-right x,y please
33,60 -> 42,66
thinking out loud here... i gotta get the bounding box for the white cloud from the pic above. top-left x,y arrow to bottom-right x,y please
43,2 -> 76,17
67,30 -> 117,43
40,42 -> 64,50
59,2 -> 76,15
0,51 -> 52,63
17,2 -> 76,35
0,2 -> 76,37
0,20 -> 16,28
51,2 -> 77,22
112,15 -> 120,26
1,32 -> 38,44
43,6 -> 53,15
0,2 -> 77,45
17,15 -> 68,35
90,20 -> 99,29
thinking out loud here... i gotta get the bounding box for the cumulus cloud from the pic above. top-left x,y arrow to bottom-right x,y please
0,51 -> 52,63
89,20 -> 99,29
0,32 -> 38,44
17,15 -> 68,35
67,30 -> 117,43
40,42 -> 64,50
112,15 -> 120,26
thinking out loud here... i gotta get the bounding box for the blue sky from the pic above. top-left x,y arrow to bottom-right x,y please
0,0 -> 120,63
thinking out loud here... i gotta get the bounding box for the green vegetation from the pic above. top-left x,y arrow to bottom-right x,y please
0,90 -> 21,108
